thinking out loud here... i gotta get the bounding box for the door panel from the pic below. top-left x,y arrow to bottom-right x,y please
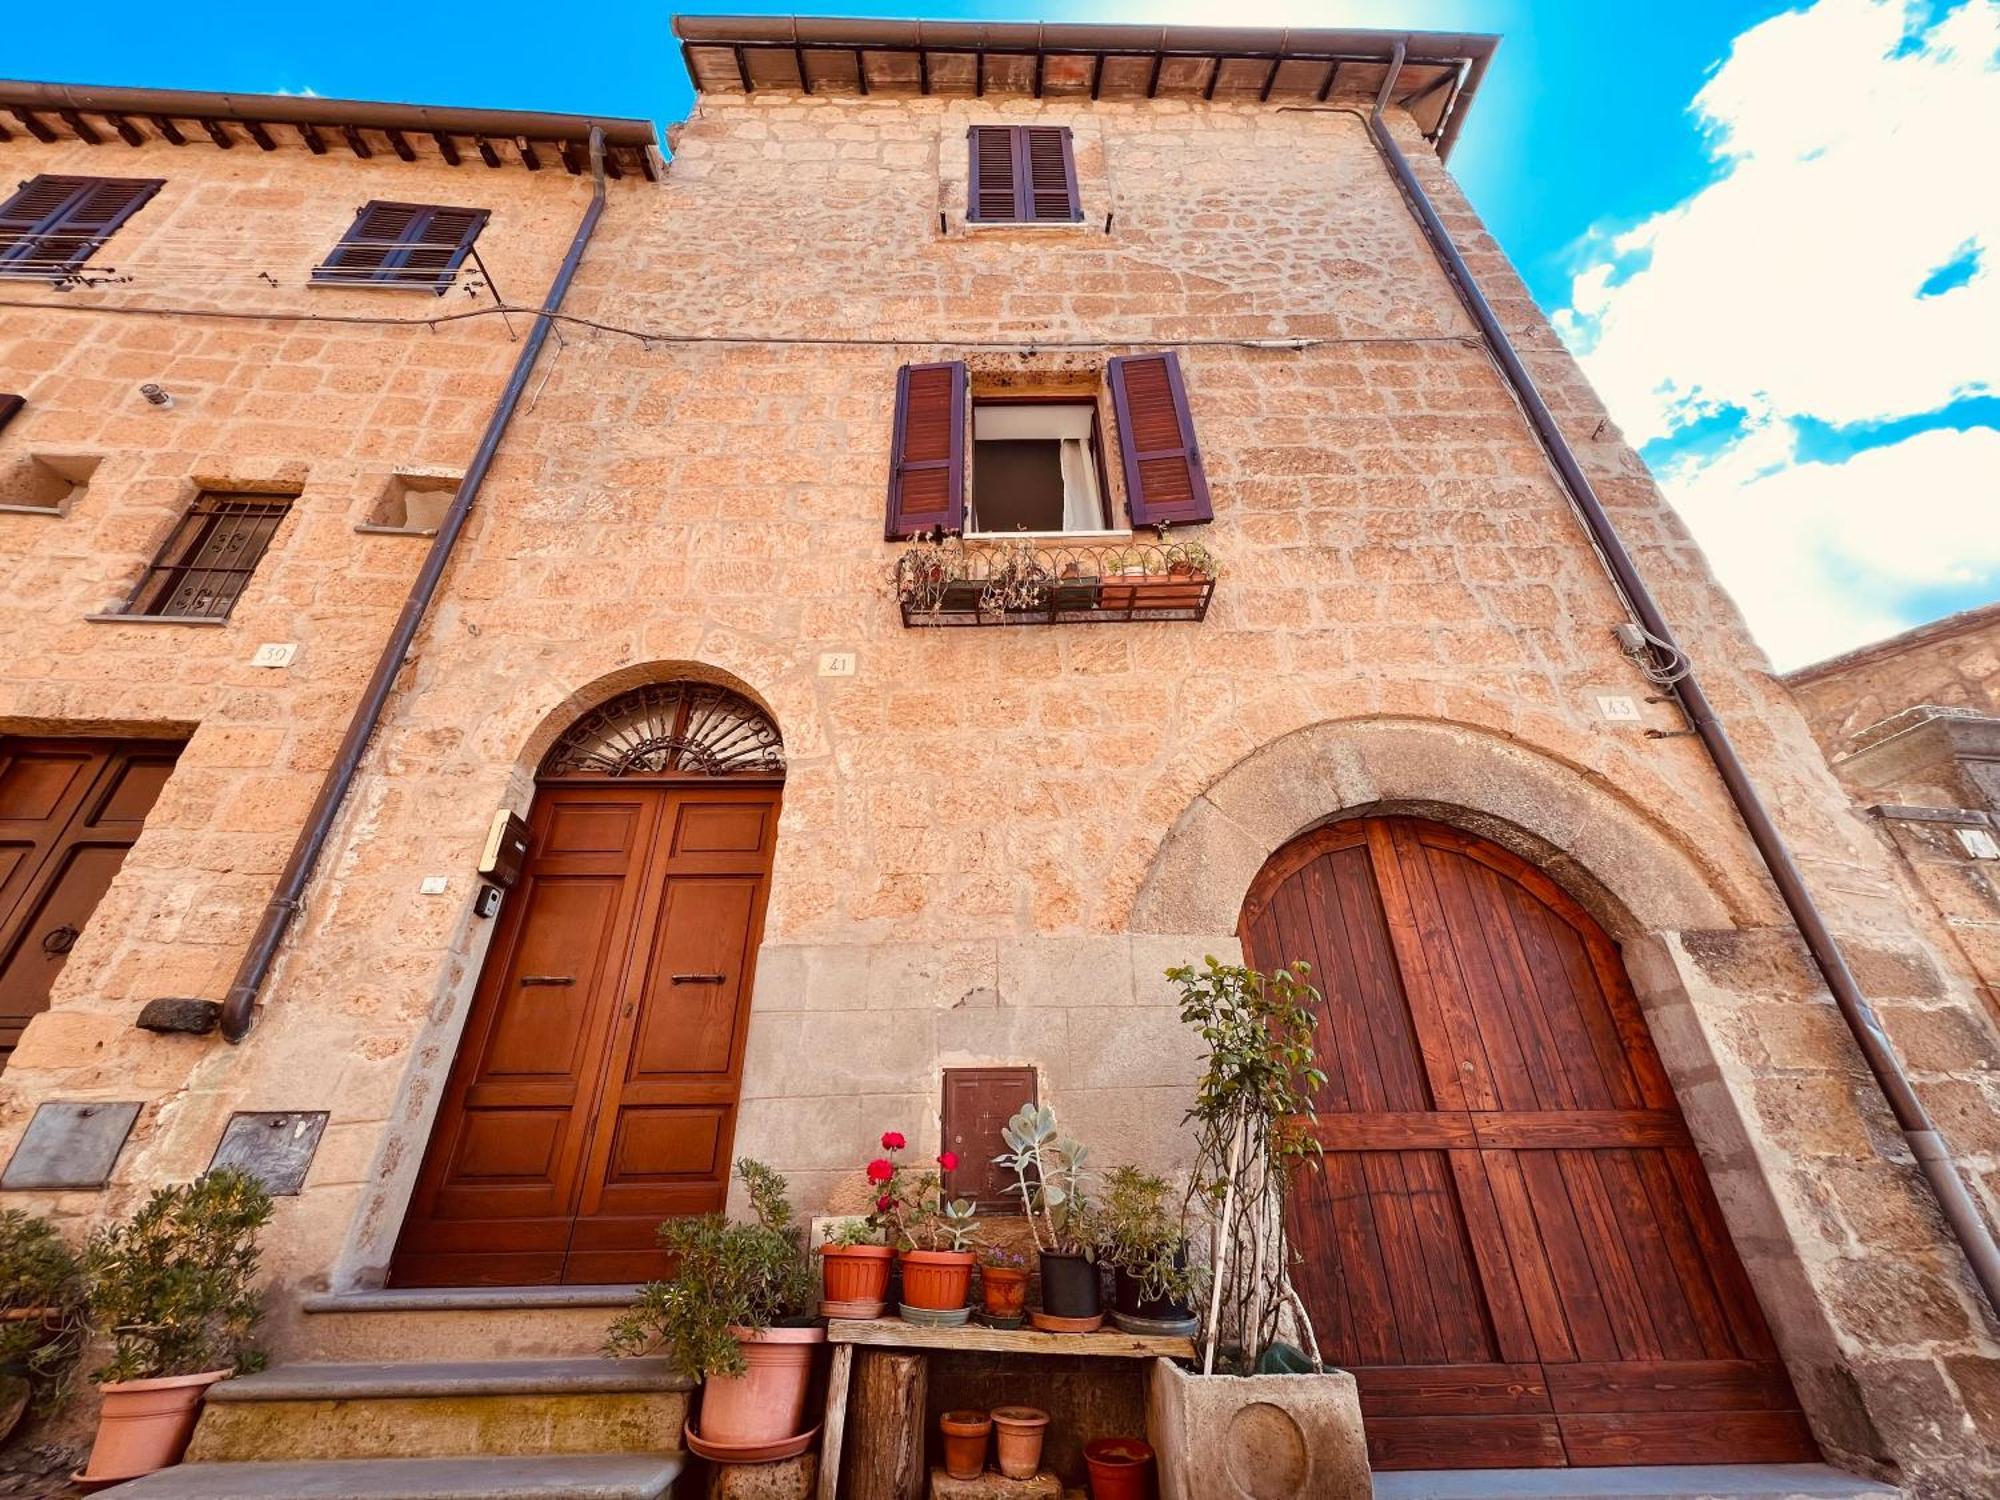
1242,816 -> 1814,1470
0,738 -> 180,1065
391,781 -> 779,1287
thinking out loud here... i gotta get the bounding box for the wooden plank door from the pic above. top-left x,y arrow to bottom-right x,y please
1241,816 -> 1816,1470
390,782 -> 780,1287
0,738 -> 180,1066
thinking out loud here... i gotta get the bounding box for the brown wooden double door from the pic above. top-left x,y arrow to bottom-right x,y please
1242,817 -> 1817,1470
0,738 -> 181,1068
390,781 -> 780,1286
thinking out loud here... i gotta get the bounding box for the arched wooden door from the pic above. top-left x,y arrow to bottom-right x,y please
391,683 -> 785,1287
1240,817 -> 1817,1470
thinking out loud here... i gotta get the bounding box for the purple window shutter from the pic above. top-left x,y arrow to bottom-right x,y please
1108,351 -> 1213,527
968,127 -> 1018,223
0,176 -> 159,272
1023,127 -> 1080,222
884,362 -> 968,540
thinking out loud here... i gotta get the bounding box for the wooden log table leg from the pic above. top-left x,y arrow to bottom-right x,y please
849,1348 -> 927,1500
818,1343 -> 855,1500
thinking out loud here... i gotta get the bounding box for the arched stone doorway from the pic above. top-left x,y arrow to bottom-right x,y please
390,682 -> 784,1286
1240,815 -> 1818,1470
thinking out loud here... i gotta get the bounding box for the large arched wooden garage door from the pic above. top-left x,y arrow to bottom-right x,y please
1240,816 -> 1818,1470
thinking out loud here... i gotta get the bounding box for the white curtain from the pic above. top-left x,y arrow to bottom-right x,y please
1059,438 -> 1101,531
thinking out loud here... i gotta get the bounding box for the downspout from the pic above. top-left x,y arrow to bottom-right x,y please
213,127 -> 611,1044
1363,46 -> 2000,1320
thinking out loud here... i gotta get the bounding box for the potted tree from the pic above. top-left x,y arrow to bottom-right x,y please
0,1209 -> 89,1443
994,1103 -> 1102,1331
879,1139 -> 978,1326
1096,1166 -> 1202,1337
77,1169 -> 272,1486
606,1159 -> 822,1454
1144,960 -> 1370,1500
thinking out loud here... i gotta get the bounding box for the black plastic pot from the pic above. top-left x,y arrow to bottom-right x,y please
1037,1251 -> 1101,1319
1113,1268 -> 1194,1323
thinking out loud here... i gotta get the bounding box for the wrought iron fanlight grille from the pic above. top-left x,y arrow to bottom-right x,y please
540,683 -> 784,780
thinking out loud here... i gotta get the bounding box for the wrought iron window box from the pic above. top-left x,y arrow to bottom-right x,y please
895,539 -> 1216,628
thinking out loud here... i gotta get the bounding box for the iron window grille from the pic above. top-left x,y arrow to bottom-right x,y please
0,175 -> 162,281
313,201 -> 490,293
123,492 -> 293,621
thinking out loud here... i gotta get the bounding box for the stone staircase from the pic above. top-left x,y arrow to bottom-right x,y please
92,1287 -> 691,1499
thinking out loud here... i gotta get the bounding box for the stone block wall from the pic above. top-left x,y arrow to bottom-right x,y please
0,88 -> 1994,1492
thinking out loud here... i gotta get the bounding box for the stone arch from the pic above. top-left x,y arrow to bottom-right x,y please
1132,715 -> 1759,942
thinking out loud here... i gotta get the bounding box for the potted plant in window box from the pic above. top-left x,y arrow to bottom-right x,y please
976,1245 -> 1030,1329
878,1137 -> 979,1326
1144,959 -> 1370,1500
607,1158 -> 823,1456
1151,540 -> 1217,610
995,1102 -> 1103,1331
0,1210 -> 89,1444
1097,548 -> 1153,612
1096,1166 -> 1203,1337
77,1169 -> 273,1486
1052,556 -> 1102,614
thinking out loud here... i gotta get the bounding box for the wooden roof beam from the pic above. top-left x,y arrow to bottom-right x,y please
515,137 -> 541,171
341,125 -> 371,159
475,136 -> 501,168
385,127 -> 416,161
244,119 -> 277,151
151,115 -> 187,144
431,131 -> 460,166
106,113 -> 145,146
201,118 -> 234,149
58,109 -> 101,144
296,121 -> 325,154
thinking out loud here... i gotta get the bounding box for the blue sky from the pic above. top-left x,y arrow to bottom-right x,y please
11,0 -> 1997,668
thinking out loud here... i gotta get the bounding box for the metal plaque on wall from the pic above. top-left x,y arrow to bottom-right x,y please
208,1111 -> 329,1197
1,1101 -> 142,1190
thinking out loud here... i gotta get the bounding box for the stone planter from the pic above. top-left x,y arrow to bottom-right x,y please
1145,1358 -> 1370,1500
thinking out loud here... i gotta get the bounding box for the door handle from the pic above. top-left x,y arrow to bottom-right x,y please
41,924 -> 80,956
519,975 -> 576,987
671,973 -> 727,985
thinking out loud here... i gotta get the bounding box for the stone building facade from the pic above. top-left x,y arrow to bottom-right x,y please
1,17 -> 1997,1496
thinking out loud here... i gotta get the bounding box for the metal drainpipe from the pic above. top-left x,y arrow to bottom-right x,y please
214,128 -> 610,1044
1363,45 -> 2000,1319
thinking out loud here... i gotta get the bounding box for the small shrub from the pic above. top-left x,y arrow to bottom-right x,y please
0,1210 -> 88,1413
85,1170 -> 272,1384
604,1159 -> 816,1381
1096,1165 -> 1204,1312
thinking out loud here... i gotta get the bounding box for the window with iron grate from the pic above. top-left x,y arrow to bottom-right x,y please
314,201 -> 490,293
123,493 -> 294,621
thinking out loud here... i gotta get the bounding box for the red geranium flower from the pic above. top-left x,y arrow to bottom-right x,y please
866,1158 -> 894,1184
876,1195 -> 893,1213
881,1131 -> 906,1151
937,1151 -> 959,1171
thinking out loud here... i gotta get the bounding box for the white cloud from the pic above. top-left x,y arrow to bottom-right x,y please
1556,0 -> 2000,666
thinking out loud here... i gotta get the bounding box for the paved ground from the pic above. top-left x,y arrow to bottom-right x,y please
0,1443 -> 85,1498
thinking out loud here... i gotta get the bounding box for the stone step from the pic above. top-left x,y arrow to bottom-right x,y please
1370,1464 -> 1900,1500
188,1357 -> 690,1463
284,1285 -> 643,1362
89,1453 -> 684,1500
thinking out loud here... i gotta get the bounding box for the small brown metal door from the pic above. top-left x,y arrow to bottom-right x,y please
390,782 -> 778,1287
0,738 -> 181,1066
1241,816 -> 1817,1470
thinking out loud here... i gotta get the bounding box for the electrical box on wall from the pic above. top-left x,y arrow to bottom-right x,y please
479,809 -> 532,889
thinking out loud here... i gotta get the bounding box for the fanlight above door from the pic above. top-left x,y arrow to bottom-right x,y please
540,682 -> 784,781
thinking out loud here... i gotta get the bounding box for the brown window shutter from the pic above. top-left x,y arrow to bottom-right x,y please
1107,351 -> 1213,527
319,202 -> 423,281
968,127 -> 1019,223
317,202 -> 488,293
0,395 -> 22,436
1022,127 -> 1080,222
942,1067 -> 1036,1210
884,361 -> 968,539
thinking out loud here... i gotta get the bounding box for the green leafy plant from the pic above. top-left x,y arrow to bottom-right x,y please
1168,957 -> 1328,1375
994,1102 -> 1096,1257
604,1159 -> 817,1381
1096,1165 -> 1205,1312
825,1218 -> 883,1248
0,1210 -> 88,1413
85,1169 -> 272,1384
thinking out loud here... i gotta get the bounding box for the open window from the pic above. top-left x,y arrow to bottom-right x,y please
968,400 -> 1109,536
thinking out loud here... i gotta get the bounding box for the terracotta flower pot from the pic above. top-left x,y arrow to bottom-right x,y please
980,1265 -> 1029,1320
899,1249 -> 974,1312
1084,1436 -> 1155,1500
991,1405 -> 1050,1480
79,1370 -> 231,1484
821,1243 -> 894,1310
698,1325 -> 825,1447
939,1408 -> 992,1479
